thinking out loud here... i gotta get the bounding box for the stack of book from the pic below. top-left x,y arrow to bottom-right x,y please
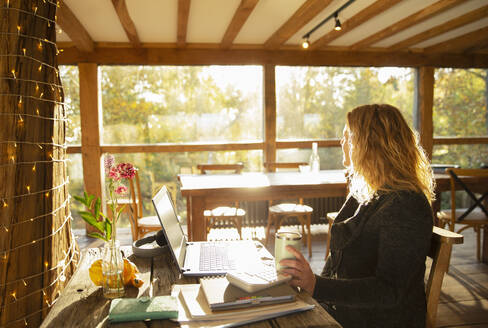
171,276 -> 314,327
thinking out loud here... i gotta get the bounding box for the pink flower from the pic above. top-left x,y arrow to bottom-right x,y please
115,185 -> 128,195
104,154 -> 115,170
108,167 -> 121,181
117,163 -> 136,179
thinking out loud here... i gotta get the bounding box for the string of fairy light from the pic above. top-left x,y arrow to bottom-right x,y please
1,232 -> 77,303
1,0 -> 79,327
0,196 -> 70,232
1,215 -> 74,298
0,140 -> 67,148
0,158 -> 68,170
0,234 -> 79,328
0,178 -> 69,214
0,239 -> 76,291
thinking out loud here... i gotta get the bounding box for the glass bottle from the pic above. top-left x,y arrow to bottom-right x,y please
101,240 -> 125,299
309,142 -> 320,173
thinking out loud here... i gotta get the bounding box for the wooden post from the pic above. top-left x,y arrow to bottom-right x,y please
415,66 -> 435,160
263,64 -> 276,166
0,1 -> 78,326
79,63 -> 104,233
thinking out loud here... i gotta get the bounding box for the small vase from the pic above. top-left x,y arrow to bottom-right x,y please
101,240 -> 125,299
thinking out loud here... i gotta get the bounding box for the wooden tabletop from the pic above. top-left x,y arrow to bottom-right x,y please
177,170 -> 459,241
179,170 -> 349,241
41,246 -> 341,328
178,170 -> 458,196
179,170 -> 348,202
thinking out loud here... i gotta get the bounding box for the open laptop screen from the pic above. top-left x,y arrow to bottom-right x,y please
152,186 -> 186,268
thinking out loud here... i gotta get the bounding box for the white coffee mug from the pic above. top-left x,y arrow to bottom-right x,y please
274,231 -> 302,271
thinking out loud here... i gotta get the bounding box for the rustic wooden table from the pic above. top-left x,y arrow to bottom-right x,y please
41,246 -> 342,327
179,170 -> 349,242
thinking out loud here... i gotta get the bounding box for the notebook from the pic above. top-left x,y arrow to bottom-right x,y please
108,296 -> 178,323
172,284 -> 314,325
200,276 -> 296,311
152,186 -> 264,276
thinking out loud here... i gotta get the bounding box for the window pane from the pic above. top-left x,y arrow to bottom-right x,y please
432,144 -> 488,169
277,147 -> 344,170
67,154 -> 85,230
60,66 -> 81,145
276,66 -> 414,140
110,150 -> 263,228
434,68 -> 488,137
101,66 -> 263,144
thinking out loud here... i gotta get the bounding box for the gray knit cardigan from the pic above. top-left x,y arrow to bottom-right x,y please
313,190 -> 433,328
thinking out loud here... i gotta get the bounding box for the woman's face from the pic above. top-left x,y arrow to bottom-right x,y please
341,124 -> 351,168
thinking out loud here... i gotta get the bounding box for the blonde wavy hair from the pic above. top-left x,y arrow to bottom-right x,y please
345,104 -> 435,204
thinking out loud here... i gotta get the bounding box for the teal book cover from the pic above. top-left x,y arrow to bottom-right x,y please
108,296 -> 178,323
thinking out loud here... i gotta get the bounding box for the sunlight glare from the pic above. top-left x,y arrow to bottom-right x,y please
202,66 -> 262,95
377,67 -> 409,84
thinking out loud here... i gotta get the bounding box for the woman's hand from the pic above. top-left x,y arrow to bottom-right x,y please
279,245 -> 316,294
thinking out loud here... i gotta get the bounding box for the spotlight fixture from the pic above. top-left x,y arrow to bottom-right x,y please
334,13 -> 342,31
301,0 -> 355,49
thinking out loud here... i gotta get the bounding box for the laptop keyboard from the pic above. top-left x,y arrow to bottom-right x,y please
199,243 -> 236,271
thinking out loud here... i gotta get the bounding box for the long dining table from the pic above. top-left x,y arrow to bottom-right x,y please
178,170 -> 487,262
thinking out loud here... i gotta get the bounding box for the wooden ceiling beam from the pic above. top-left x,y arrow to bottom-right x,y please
424,26 -> 488,53
57,46 -> 488,68
177,0 -> 191,48
264,0 -> 334,49
221,0 -> 259,49
310,0 -> 401,50
56,0 -> 94,52
350,0 -> 465,50
463,37 -> 488,54
389,5 -> 488,51
111,0 -> 141,48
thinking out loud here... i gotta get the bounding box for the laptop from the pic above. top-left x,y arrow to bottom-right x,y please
152,186 -> 264,276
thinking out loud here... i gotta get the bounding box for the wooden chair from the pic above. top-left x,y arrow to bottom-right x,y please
324,211 -> 337,260
197,163 -> 246,240
127,170 -> 165,241
425,227 -> 463,328
326,212 -> 463,328
264,162 -> 313,257
437,168 -> 488,261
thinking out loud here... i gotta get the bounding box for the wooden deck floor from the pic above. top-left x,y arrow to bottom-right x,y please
74,224 -> 488,327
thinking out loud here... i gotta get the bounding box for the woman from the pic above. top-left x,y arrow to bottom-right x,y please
281,104 -> 435,328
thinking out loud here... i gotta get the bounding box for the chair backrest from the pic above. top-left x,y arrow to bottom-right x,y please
197,163 -> 244,174
128,171 -> 179,220
445,168 -> 488,230
425,226 -> 463,328
263,162 -> 308,172
128,170 -> 143,220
